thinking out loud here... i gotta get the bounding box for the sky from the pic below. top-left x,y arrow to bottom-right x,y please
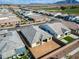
0,0 -> 79,4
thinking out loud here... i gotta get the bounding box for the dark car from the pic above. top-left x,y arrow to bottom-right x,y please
55,15 -> 64,19
63,16 -> 70,21
63,15 -> 75,21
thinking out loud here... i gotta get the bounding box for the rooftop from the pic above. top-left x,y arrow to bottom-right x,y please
21,25 -> 52,45
24,12 -> 49,21
0,13 -> 16,18
0,13 -> 20,23
39,22 -> 70,35
62,20 -> 79,30
0,30 -> 25,58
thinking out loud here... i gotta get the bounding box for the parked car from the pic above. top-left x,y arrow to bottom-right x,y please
55,15 -> 64,19
73,16 -> 79,24
63,15 -> 75,21
63,16 -> 70,21
68,15 -> 75,22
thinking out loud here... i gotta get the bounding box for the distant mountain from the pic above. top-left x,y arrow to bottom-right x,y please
55,0 -> 79,4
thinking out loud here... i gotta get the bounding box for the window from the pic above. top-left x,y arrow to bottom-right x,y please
5,23 -> 7,25
9,22 -> 11,24
49,38 -> 51,40
43,39 -> 47,42
65,33 -> 68,35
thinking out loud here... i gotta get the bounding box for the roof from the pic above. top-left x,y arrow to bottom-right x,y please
0,30 -> 25,58
33,26 -> 52,40
39,22 -> 71,35
61,20 -> 79,30
21,26 -> 52,44
0,54 -> 2,59
24,12 -> 48,21
0,13 -> 16,18
21,26 -> 41,44
0,13 -> 20,23
0,30 -> 8,35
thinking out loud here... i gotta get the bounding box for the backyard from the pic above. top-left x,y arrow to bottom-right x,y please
7,54 -> 29,59
7,49 -> 29,59
63,36 -> 74,43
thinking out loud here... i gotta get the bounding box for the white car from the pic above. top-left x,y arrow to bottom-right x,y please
72,16 -> 79,23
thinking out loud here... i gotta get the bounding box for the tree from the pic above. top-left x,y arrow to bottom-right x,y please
60,6 -> 66,10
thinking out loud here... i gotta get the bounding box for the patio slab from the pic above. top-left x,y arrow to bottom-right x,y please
29,40 -> 60,59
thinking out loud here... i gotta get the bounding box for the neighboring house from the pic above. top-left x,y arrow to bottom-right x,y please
62,20 -> 79,35
0,30 -> 25,59
0,13 -> 20,27
23,12 -> 48,22
20,26 -> 52,48
0,8 -> 9,13
39,22 -> 71,38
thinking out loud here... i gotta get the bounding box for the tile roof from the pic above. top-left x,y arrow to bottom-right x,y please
21,25 -> 52,44
62,20 -> 79,30
0,30 -> 25,58
40,22 -> 71,36
21,26 -> 41,44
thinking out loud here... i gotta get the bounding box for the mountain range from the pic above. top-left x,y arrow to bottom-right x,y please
55,0 -> 79,4
0,0 -> 79,4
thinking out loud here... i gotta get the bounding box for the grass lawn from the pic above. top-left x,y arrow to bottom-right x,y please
44,8 -> 62,12
63,36 -> 74,43
7,55 -> 28,59
20,55 -> 28,59
44,8 -> 79,15
62,8 -> 79,14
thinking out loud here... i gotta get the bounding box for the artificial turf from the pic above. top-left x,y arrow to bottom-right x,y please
63,36 -> 74,43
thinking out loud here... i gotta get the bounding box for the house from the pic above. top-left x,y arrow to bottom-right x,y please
0,8 -> 9,13
0,30 -> 25,59
20,26 -> 52,48
23,11 -> 48,22
0,13 -> 20,27
39,22 -> 71,38
61,20 -> 79,35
